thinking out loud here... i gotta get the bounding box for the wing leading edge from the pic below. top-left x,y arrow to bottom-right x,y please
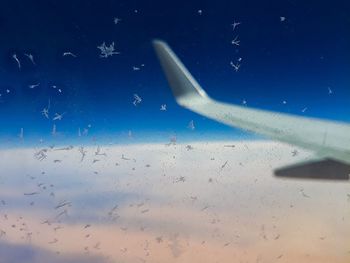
153,40 -> 350,179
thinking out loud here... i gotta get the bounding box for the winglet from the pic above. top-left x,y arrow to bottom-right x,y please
152,40 -> 210,106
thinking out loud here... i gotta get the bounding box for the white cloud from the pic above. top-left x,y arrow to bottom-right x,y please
0,141 -> 348,263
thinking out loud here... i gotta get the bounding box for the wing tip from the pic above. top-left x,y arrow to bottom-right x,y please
152,39 -> 167,47
152,39 -> 210,105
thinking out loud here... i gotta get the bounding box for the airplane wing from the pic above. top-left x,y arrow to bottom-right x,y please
153,40 -> 350,180
275,158 -> 350,180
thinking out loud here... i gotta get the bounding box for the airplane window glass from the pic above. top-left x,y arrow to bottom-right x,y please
0,1 -> 349,262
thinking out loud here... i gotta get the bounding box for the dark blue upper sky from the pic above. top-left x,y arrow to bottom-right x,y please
0,0 -> 349,145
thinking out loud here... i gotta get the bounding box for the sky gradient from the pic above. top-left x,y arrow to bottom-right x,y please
0,0 -> 349,145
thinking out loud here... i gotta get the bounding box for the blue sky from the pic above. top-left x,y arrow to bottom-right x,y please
0,0 -> 349,145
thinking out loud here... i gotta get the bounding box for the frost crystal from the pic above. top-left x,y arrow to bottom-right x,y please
133,94 -> 142,106
114,17 -> 122,24
97,42 -> 120,58
188,120 -> 195,130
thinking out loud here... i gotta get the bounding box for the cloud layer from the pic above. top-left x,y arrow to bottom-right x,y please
0,141 -> 349,262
